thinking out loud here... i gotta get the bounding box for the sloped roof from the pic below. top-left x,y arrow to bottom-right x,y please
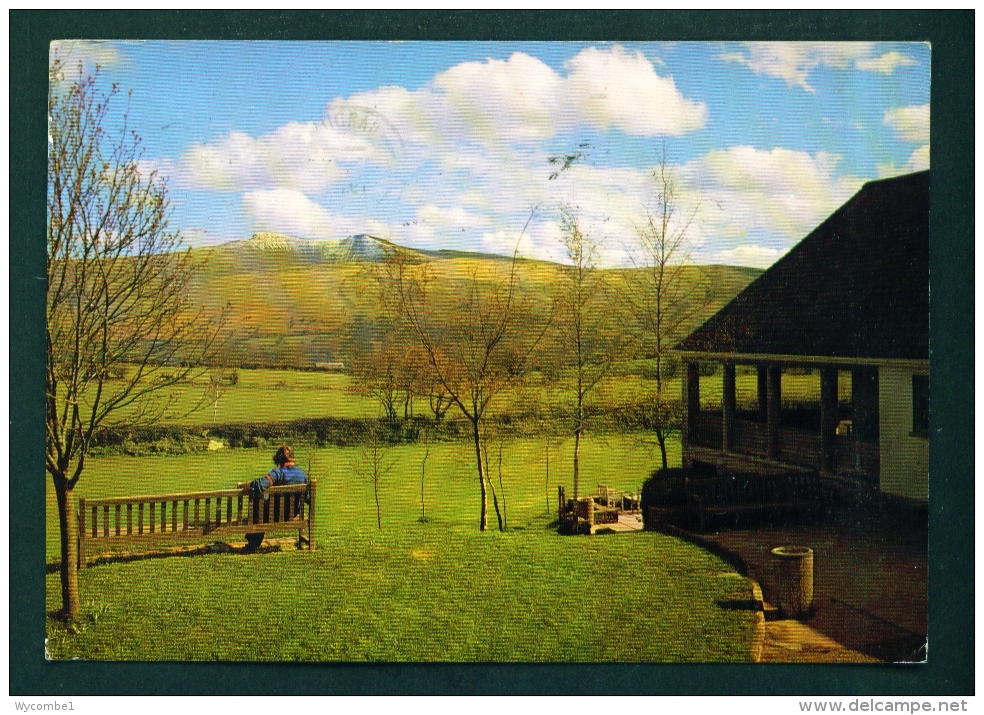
678,170 -> 929,361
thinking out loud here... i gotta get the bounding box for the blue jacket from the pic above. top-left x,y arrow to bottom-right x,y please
250,463 -> 309,498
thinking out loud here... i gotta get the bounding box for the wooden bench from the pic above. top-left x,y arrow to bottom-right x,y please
686,471 -> 822,532
78,481 -> 316,567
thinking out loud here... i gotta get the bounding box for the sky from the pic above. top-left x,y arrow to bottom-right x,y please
50,41 -> 930,268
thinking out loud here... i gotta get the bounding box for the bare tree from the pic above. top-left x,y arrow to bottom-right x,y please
480,435 -> 511,532
208,368 -> 238,424
373,217 -> 547,531
417,370 -> 454,423
551,204 -> 628,501
351,425 -> 394,530
624,149 -> 709,470
495,440 -> 508,530
481,442 -> 504,532
47,61 -> 222,618
353,337 -> 420,426
542,434 -> 564,516
419,438 -> 431,522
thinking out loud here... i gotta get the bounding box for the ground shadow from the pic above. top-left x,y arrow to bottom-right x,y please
46,537 -> 301,574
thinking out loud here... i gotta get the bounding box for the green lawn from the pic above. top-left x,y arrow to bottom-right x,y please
47,434 -> 676,559
46,526 -> 755,661
45,433 -> 757,661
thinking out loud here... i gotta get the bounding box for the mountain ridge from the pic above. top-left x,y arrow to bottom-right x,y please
186,231 -> 764,368
199,231 -> 765,274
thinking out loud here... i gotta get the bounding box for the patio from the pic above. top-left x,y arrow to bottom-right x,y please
708,497 -> 927,662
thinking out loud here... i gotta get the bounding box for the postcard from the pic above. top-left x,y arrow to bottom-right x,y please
45,40 -> 929,664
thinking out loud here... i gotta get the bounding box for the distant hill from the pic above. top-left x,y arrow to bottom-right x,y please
187,233 -> 763,368
207,232 -> 401,270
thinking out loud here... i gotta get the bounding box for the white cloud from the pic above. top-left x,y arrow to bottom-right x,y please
179,227 -> 228,249
884,104 -> 929,143
855,51 -> 917,74
328,85 -> 438,150
881,104 -> 929,176
434,52 -> 563,142
362,135 -> 877,268
158,45 -> 885,273
721,42 -> 914,91
481,221 -> 564,263
711,244 -> 788,269
907,143 -> 930,171
331,45 -> 706,149
163,44 -> 708,262
242,188 -> 386,240
685,145 -> 865,241
416,204 -> 491,230
135,156 -> 174,183
564,46 -> 707,136
180,120 -> 387,193
877,144 -> 930,178
398,151 -> 691,266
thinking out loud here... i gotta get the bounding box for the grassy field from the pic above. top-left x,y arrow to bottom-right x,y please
107,368 -> 379,425
47,359 -> 849,662
47,434 -> 676,559
100,364 -> 844,428
44,433 -> 758,661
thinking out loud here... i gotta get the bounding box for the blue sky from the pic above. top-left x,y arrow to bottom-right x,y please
51,41 -> 930,268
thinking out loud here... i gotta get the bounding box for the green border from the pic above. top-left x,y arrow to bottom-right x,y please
11,10 -> 973,695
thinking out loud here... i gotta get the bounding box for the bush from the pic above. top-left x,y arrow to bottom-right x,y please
698,362 -> 718,377
610,401 -> 682,434
90,415 -> 468,455
640,467 -> 689,529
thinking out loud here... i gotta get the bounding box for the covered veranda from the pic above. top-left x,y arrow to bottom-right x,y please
678,354 -> 881,486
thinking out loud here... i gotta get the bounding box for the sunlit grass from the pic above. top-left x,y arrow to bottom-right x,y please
45,430 -> 755,662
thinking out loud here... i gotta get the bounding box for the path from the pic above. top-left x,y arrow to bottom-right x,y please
712,504 -> 927,663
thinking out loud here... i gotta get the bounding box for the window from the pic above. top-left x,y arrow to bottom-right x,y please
912,374 -> 929,438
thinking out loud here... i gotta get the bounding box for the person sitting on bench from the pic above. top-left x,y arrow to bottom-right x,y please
237,445 -> 309,549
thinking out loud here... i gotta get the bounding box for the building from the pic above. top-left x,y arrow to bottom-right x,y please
315,361 -> 346,372
676,171 -> 929,502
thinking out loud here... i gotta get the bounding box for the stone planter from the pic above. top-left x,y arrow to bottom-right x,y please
771,545 -> 814,618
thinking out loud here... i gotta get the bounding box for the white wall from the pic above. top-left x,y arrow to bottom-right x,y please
878,365 -> 929,501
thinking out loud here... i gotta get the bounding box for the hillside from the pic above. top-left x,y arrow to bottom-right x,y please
187,233 -> 762,368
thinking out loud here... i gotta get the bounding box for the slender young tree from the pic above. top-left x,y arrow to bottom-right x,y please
496,440 -> 508,531
624,149 -> 709,470
208,368 -> 237,424
351,425 -> 394,531
47,61 -> 221,618
373,216 -> 547,531
552,204 -> 627,502
419,439 -> 431,522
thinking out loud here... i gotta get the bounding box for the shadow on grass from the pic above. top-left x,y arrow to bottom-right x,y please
46,538 -> 300,574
